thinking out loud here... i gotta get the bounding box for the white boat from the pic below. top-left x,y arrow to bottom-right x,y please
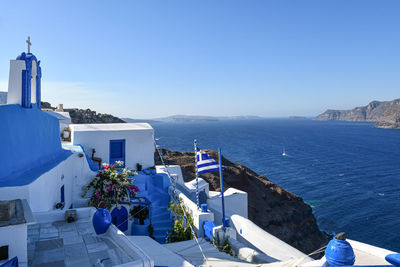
282,147 -> 287,156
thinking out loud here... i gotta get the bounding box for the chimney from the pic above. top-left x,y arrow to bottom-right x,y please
56,104 -> 64,112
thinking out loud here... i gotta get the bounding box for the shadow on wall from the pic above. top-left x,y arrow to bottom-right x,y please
0,104 -> 71,187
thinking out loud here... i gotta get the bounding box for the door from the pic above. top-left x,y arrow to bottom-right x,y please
111,206 -> 128,232
109,139 -> 125,166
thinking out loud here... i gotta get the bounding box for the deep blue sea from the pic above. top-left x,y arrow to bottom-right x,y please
152,119 -> 400,252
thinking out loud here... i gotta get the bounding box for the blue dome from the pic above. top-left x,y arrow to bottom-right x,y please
16,52 -> 38,62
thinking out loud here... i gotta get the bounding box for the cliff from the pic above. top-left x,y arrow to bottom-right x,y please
41,102 -> 125,124
315,98 -> 400,129
155,149 -> 329,255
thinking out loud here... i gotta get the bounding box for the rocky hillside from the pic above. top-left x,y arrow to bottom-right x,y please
66,108 -> 125,124
155,149 -> 329,255
315,98 -> 400,129
41,102 -> 125,124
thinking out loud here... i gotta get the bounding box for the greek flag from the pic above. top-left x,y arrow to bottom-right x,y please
196,147 -> 225,174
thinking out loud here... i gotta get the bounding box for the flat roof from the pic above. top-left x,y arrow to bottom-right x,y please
69,123 -> 153,132
46,111 -> 71,120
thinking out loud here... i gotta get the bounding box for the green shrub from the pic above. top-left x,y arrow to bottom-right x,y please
166,199 -> 197,243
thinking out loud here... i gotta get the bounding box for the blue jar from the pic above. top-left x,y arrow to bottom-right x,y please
92,208 -> 112,235
325,233 -> 355,266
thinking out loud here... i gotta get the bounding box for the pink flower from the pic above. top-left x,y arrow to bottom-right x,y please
95,190 -> 102,199
132,185 -> 139,192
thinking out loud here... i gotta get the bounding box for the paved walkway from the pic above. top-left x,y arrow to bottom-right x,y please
27,218 -> 133,267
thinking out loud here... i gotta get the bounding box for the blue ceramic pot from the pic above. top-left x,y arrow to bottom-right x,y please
325,237 -> 355,266
92,208 -> 112,235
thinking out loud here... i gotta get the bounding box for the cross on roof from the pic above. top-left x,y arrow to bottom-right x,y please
26,36 -> 31,53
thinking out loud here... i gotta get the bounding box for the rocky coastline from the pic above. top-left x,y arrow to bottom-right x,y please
155,148 -> 329,255
315,98 -> 400,129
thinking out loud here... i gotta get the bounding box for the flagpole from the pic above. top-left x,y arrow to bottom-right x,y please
218,148 -> 227,227
194,139 -> 200,209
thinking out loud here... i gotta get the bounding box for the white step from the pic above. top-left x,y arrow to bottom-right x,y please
163,238 -> 256,266
127,236 -> 193,267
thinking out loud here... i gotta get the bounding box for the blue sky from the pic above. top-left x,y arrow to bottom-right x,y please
0,0 -> 399,118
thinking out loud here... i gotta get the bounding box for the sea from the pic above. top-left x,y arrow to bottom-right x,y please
152,119 -> 400,252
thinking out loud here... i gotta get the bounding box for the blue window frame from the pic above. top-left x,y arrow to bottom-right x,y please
109,139 -> 125,167
61,185 -> 65,203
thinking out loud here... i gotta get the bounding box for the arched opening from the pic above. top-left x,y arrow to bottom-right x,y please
31,60 -> 37,104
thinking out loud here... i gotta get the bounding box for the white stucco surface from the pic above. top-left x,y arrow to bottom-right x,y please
127,236 -> 191,266
156,165 -> 185,185
207,188 -> 248,224
230,214 -> 309,262
30,60 -> 37,104
70,123 -> 155,170
7,60 -> 26,105
46,111 -> 72,132
0,153 -> 95,212
0,224 -> 28,267
70,123 -> 152,131
185,178 -> 209,196
170,187 -> 214,237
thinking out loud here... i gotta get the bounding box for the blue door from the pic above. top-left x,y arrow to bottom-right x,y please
109,139 -> 125,166
111,206 -> 128,232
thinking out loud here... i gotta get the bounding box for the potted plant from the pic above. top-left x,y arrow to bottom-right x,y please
82,161 -> 139,209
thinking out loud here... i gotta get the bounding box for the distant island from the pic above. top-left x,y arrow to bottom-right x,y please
121,118 -> 161,124
289,116 -> 309,120
315,98 -> 400,129
39,101 -> 263,124
125,115 -> 263,123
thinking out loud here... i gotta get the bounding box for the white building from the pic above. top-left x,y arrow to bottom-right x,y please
69,123 -> 155,170
46,111 -> 72,133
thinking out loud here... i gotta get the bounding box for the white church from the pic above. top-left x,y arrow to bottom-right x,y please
0,39 -> 398,267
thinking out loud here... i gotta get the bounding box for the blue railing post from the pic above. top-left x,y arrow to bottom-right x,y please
218,148 -> 228,227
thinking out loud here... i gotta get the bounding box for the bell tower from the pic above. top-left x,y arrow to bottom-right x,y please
7,36 -> 42,109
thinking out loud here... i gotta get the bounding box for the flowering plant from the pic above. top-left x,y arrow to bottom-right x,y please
82,161 -> 139,209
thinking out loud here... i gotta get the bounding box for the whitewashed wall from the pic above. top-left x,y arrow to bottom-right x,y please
7,60 -> 25,105
207,188 -> 248,225
156,165 -> 185,185
0,153 -> 94,212
230,214 -> 309,262
0,224 -> 27,267
170,187 -> 214,237
71,127 -> 155,170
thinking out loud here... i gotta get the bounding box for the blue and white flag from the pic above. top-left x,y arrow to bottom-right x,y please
196,147 -> 226,174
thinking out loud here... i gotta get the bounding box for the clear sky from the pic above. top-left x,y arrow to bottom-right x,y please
0,0 -> 399,119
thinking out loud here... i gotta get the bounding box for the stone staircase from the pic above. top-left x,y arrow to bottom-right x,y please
135,173 -> 172,244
